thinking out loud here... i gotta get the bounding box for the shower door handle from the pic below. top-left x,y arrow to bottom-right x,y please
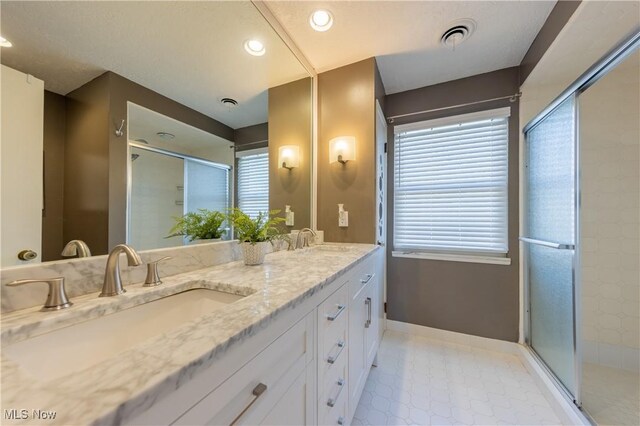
519,237 -> 575,250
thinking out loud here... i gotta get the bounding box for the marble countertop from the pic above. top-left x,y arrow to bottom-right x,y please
1,243 -> 378,425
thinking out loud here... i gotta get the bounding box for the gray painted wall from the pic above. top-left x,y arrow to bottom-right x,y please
385,67 -> 521,342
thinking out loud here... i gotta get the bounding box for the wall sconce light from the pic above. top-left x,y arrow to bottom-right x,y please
279,145 -> 300,170
329,136 -> 356,164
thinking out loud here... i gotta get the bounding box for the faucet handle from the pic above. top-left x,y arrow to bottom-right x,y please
5,277 -> 73,311
143,256 -> 171,287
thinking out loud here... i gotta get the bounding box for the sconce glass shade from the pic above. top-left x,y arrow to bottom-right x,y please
329,136 -> 356,164
279,145 -> 300,169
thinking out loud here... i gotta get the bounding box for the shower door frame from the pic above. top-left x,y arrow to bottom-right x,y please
522,30 -> 640,412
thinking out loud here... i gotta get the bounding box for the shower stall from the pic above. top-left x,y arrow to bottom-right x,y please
522,33 -> 639,425
128,142 -> 231,250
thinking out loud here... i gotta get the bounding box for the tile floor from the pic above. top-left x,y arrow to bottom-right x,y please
582,362 -> 640,426
352,330 -> 563,425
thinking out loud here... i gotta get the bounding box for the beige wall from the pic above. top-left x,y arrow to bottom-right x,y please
268,77 -> 312,229
580,51 -> 639,371
318,58 -> 378,243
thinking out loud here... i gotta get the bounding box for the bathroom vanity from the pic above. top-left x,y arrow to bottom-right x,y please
0,244 -> 383,425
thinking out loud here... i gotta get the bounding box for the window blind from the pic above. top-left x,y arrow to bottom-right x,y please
394,108 -> 510,255
237,152 -> 269,218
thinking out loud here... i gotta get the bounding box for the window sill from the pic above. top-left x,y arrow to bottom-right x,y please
391,251 -> 512,265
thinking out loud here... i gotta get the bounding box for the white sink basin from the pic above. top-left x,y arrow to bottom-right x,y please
4,289 -> 243,381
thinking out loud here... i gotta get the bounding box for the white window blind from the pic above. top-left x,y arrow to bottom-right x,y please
237,151 -> 269,218
393,108 -> 510,255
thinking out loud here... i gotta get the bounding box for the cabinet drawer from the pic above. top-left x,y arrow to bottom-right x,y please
349,261 -> 376,299
318,282 -> 348,336
173,314 -> 312,425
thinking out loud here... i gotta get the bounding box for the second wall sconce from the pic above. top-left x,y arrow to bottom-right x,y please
279,145 -> 300,170
329,136 -> 356,164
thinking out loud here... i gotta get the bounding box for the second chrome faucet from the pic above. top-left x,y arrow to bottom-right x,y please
100,244 -> 142,297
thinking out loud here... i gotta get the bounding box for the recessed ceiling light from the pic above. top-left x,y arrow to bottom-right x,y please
0,36 -> 12,48
310,10 -> 333,32
156,132 -> 175,140
244,39 -> 265,56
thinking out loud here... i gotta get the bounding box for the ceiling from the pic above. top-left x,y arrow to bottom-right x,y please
524,0 -> 639,92
0,1 -> 308,129
128,103 -> 233,161
266,1 -> 556,94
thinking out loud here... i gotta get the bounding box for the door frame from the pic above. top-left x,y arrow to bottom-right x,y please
375,100 -> 388,323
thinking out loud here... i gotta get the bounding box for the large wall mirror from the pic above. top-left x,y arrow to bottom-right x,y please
0,1 -> 313,267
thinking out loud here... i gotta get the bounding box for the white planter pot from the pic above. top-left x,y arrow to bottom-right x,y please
241,242 -> 268,265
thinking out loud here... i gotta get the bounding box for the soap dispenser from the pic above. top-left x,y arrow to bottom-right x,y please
285,205 -> 295,227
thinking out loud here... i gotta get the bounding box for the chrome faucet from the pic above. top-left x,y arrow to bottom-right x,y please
61,239 -> 91,258
100,244 -> 142,297
295,228 -> 317,250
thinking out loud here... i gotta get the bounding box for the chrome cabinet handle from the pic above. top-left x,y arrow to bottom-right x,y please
327,341 -> 345,364
519,237 -> 575,250
365,297 -> 372,328
360,274 -> 373,284
5,277 -> 72,311
327,304 -> 346,321
337,416 -> 345,425
143,256 -> 172,287
230,382 -> 267,426
327,378 -> 345,407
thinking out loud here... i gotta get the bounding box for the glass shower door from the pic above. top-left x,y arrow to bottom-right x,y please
524,96 -> 578,399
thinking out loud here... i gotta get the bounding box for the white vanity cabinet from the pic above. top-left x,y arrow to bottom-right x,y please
173,314 -> 315,425
347,249 -> 383,422
131,248 -> 383,426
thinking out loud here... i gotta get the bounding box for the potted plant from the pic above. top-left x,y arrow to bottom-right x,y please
167,209 -> 226,243
228,208 -> 285,265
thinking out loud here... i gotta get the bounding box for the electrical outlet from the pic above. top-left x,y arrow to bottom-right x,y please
285,205 -> 294,227
339,211 -> 349,227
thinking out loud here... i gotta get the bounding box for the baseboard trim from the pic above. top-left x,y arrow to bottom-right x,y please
385,320 -> 591,426
385,320 -> 520,354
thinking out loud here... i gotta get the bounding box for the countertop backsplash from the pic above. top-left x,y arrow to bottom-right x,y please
0,231 -> 323,314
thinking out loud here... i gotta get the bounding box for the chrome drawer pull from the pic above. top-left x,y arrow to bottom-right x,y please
327,378 -> 345,407
326,304 -> 345,321
230,382 -> 267,425
360,273 -> 373,284
337,416 -> 345,425
327,341 -> 345,364
365,297 -> 372,328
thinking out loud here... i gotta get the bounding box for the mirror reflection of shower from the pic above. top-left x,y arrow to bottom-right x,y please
131,139 -> 148,161
126,103 -> 234,251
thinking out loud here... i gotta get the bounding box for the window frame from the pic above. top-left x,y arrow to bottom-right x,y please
235,147 -> 269,218
391,107 -> 511,264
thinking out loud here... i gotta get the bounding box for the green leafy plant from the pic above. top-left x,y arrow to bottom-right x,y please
228,208 -> 285,244
167,209 -> 226,241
